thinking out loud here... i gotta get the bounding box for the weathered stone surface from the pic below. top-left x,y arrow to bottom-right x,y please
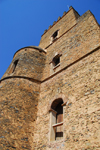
2,48 -> 46,81
0,6 -> 100,150
0,78 -> 40,149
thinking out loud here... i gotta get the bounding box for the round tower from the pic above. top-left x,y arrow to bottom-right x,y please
0,46 -> 46,149
2,46 -> 46,81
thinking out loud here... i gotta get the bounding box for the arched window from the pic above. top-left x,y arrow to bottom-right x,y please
49,98 -> 63,141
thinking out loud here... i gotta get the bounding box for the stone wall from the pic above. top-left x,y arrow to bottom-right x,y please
34,48 -> 100,150
39,7 -> 80,49
0,78 -> 39,149
41,10 -> 100,80
0,6 -> 100,150
2,47 -> 46,81
34,7 -> 100,150
0,48 -> 46,149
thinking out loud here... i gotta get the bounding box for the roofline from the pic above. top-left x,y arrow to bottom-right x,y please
41,6 -> 80,37
13,46 -> 46,58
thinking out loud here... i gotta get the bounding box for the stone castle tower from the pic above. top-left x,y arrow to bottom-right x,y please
0,6 -> 100,150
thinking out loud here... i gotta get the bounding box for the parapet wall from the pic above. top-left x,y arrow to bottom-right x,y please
39,7 -> 80,49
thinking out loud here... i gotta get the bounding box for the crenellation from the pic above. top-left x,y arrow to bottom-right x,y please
63,11 -> 67,16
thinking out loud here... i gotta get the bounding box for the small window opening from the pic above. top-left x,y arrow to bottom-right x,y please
9,59 -> 19,74
53,56 -> 60,66
53,31 -> 58,39
52,30 -> 58,42
12,59 -> 19,73
50,98 -> 63,141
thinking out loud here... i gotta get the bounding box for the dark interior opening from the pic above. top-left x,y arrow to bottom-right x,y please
52,31 -> 58,39
51,98 -> 63,110
51,99 -> 63,140
53,56 -> 60,66
55,101 -> 63,123
12,59 -> 19,73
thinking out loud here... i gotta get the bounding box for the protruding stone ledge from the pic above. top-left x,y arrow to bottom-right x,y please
0,76 -> 41,84
52,122 -> 63,127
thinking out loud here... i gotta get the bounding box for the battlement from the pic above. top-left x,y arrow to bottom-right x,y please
39,6 -> 80,49
42,6 -> 80,36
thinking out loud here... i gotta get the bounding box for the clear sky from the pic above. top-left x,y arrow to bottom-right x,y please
0,0 -> 100,79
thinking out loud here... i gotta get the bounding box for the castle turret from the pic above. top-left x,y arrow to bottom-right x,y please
0,6 -> 100,150
0,46 -> 46,149
1,46 -> 46,81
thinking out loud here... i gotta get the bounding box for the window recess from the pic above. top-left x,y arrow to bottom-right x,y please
52,55 -> 60,67
9,59 -> 19,74
49,99 -> 64,141
49,53 -> 62,70
51,30 -> 59,42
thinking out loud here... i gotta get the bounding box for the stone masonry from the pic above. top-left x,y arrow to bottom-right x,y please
0,6 -> 100,150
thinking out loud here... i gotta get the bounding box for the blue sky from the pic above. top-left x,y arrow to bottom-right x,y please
0,0 -> 100,79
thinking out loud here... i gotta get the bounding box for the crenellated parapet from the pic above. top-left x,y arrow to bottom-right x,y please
42,6 -> 80,36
